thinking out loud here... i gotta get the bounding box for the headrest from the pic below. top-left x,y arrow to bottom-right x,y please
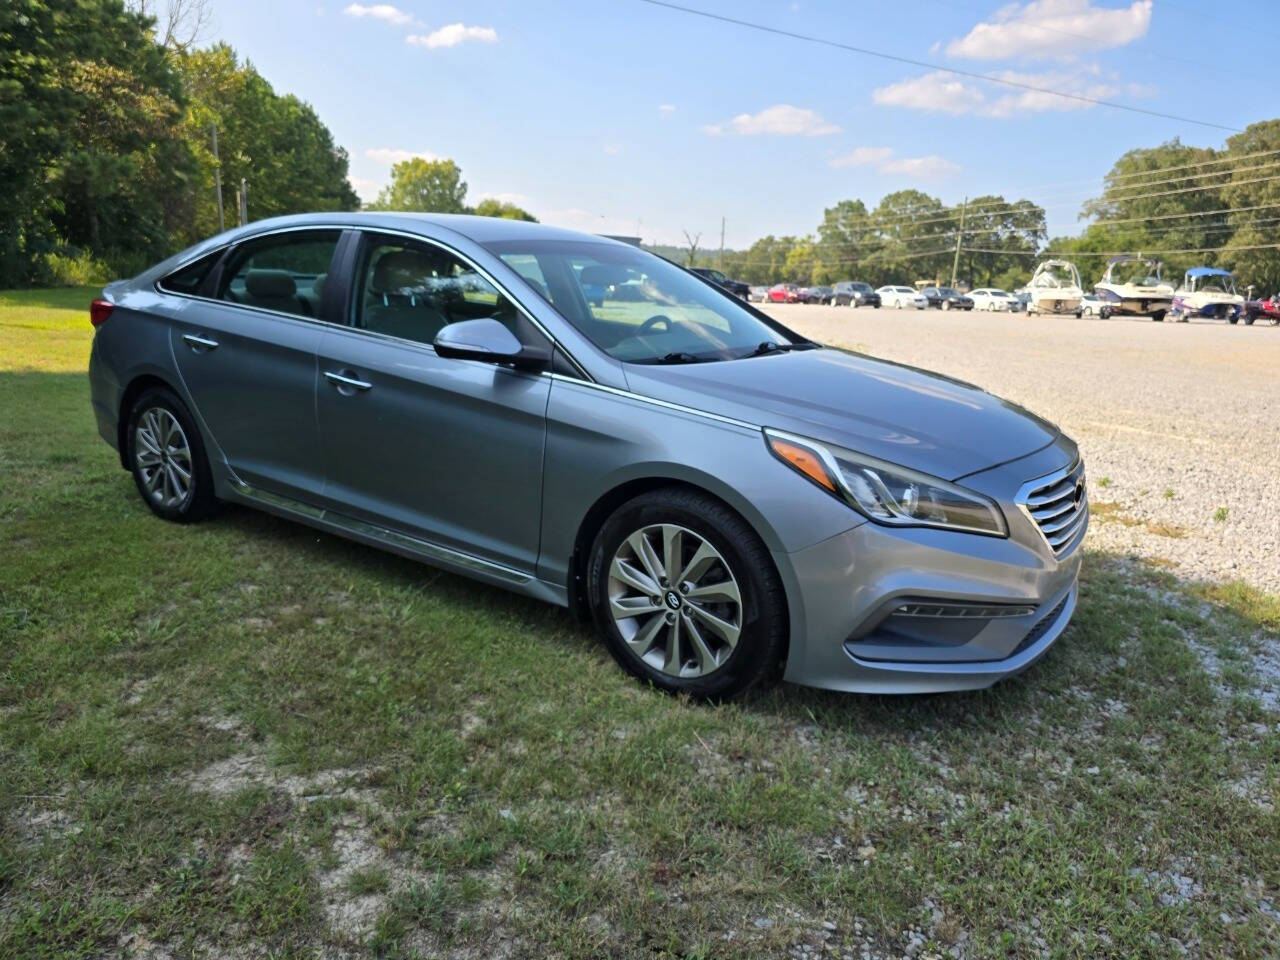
245,269 -> 296,298
372,250 -> 435,294
312,273 -> 327,300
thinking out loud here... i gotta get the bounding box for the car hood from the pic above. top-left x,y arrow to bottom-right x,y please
623,348 -> 1059,481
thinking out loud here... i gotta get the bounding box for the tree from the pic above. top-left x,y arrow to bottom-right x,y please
956,195 -> 1045,288
471,197 -> 537,222
371,157 -> 467,213
130,0 -> 213,52
1220,119 -> 1280,294
178,45 -> 359,243
681,230 -> 702,266
814,199 -> 874,282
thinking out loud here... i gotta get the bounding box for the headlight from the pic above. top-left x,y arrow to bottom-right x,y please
765,429 -> 1007,536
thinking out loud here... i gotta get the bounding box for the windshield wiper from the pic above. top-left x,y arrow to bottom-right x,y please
652,351 -> 706,364
740,340 -> 795,359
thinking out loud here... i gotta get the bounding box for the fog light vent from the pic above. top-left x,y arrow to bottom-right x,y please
893,602 -> 1036,619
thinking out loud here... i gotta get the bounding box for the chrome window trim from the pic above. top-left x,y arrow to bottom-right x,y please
153,224 -> 350,329
343,225 -> 593,382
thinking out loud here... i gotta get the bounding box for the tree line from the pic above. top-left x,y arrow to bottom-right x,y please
0,1 -> 363,287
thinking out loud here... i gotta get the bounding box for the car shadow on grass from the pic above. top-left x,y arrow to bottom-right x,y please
212,502 -> 1279,736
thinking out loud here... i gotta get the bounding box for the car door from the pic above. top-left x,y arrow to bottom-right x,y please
313,230 -> 552,573
168,228 -> 342,501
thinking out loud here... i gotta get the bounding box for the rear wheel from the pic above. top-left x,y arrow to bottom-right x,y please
941,300 -> 951,311
1151,310 -> 1165,322
126,387 -> 218,523
587,488 -> 787,700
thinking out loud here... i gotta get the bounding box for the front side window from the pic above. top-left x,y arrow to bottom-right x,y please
486,239 -> 793,364
219,230 -> 341,317
353,234 -> 536,347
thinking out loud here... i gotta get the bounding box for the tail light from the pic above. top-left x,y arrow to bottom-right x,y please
90,298 -> 114,328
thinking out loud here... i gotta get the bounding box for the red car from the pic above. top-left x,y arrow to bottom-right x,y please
768,283 -> 801,303
1244,295 -> 1280,325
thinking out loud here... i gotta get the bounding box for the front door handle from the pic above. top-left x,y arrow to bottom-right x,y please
324,370 -> 373,392
182,333 -> 219,351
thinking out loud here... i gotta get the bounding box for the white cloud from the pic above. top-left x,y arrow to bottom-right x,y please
946,0 -> 1152,60
829,146 -> 958,180
658,104 -> 677,114
406,23 -> 498,49
702,104 -> 840,136
602,143 -> 622,155
872,66 -> 1136,117
348,176 -> 384,204
342,3 -> 413,26
364,147 -> 441,165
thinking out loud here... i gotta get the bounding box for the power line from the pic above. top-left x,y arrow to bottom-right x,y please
636,0 -> 1242,132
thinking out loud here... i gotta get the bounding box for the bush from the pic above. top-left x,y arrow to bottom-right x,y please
39,248 -> 111,287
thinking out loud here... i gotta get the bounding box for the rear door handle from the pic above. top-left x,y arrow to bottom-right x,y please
324,370 -> 373,392
182,333 -> 219,350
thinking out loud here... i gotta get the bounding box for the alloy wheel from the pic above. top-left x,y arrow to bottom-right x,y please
134,407 -> 194,509
607,523 -> 742,678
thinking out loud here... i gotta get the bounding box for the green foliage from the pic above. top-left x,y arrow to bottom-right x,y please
39,248 -> 111,287
177,44 -> 359,242
471,197 -> 538,222
372,157 -> 468,214
0,9 -> 357,286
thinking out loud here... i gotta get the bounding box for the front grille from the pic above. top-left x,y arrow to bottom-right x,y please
1018,460 -> 1088,557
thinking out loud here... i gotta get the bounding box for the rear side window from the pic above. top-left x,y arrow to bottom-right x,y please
157,249 -> 223,296
218,230 -> 341,318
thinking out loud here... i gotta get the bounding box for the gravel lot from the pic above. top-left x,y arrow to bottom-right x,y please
767,303 -> 1280,594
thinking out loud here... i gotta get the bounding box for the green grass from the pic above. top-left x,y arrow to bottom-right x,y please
2,288 -> 1278,958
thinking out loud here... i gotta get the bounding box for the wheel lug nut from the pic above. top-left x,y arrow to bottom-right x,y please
679,583 -> 689,594
651,596 -> 661,607
665,612 -> 676,623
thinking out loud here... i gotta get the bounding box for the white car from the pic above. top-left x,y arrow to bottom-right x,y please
877,285 -> 927,309
1079,294 -> 1112,317
968,288 -> 1019,312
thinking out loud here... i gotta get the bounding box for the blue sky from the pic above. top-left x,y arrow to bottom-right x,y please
207,0 -> 1275,247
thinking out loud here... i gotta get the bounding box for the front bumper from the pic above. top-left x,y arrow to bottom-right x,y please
776,438 -> 1085,693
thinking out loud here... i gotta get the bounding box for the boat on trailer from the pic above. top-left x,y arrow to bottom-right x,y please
1170,266 -> 1244,323
1094,254 -> 1174,321
1026,259 -> 1084,316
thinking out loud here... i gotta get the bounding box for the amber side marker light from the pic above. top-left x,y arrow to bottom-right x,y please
767,435 -> 837,493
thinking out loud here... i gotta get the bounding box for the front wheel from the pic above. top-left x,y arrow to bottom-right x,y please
126,386 -> 218,523
1151,310 -> 1166,322
941,300 -> 951,311
587,488 -> 788,700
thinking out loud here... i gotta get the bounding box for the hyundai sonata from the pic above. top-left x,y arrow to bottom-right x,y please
88,214 -> 1086,698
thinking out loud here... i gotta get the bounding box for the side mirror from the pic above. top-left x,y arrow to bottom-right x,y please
433,319 -> 549,371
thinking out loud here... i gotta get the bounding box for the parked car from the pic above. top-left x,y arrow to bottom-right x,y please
1244,294 -> 1280,325
90,212 -> 1085,699
1012,289 -> 1031,313
968,288 -> 1019,312
833,281 -> 881,307
877,285 -> 928,309
691,267 -> 750,299
1078,294 -> 1113,318
747,285 -> 770,303
920,286 -> 975,311
768,283 -> 802,303
807,285 -> 834,305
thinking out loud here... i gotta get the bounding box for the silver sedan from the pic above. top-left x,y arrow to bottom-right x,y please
88,213 -> 1086,698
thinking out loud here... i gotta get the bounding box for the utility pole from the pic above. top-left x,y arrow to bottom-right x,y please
210,124 -> 224,232
718,216 -> 725,270
238,178 -> 249,226
950,196 -> 967,289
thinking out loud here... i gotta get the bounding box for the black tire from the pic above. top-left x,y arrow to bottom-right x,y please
586,487 -> 788,700
1244,313 -> 1255,325
126,386 -> 218,523
1151,310 -> 1166,322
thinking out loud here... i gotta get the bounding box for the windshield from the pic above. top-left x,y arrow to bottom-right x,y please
1195,274 -> 1237,295
851,282 -> 872,293
1032,263 -> 1081,289
487,239 -> 794,363
1108,260 -> 1162,286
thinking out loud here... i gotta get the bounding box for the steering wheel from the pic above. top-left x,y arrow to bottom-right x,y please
637,314 -> 673,336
